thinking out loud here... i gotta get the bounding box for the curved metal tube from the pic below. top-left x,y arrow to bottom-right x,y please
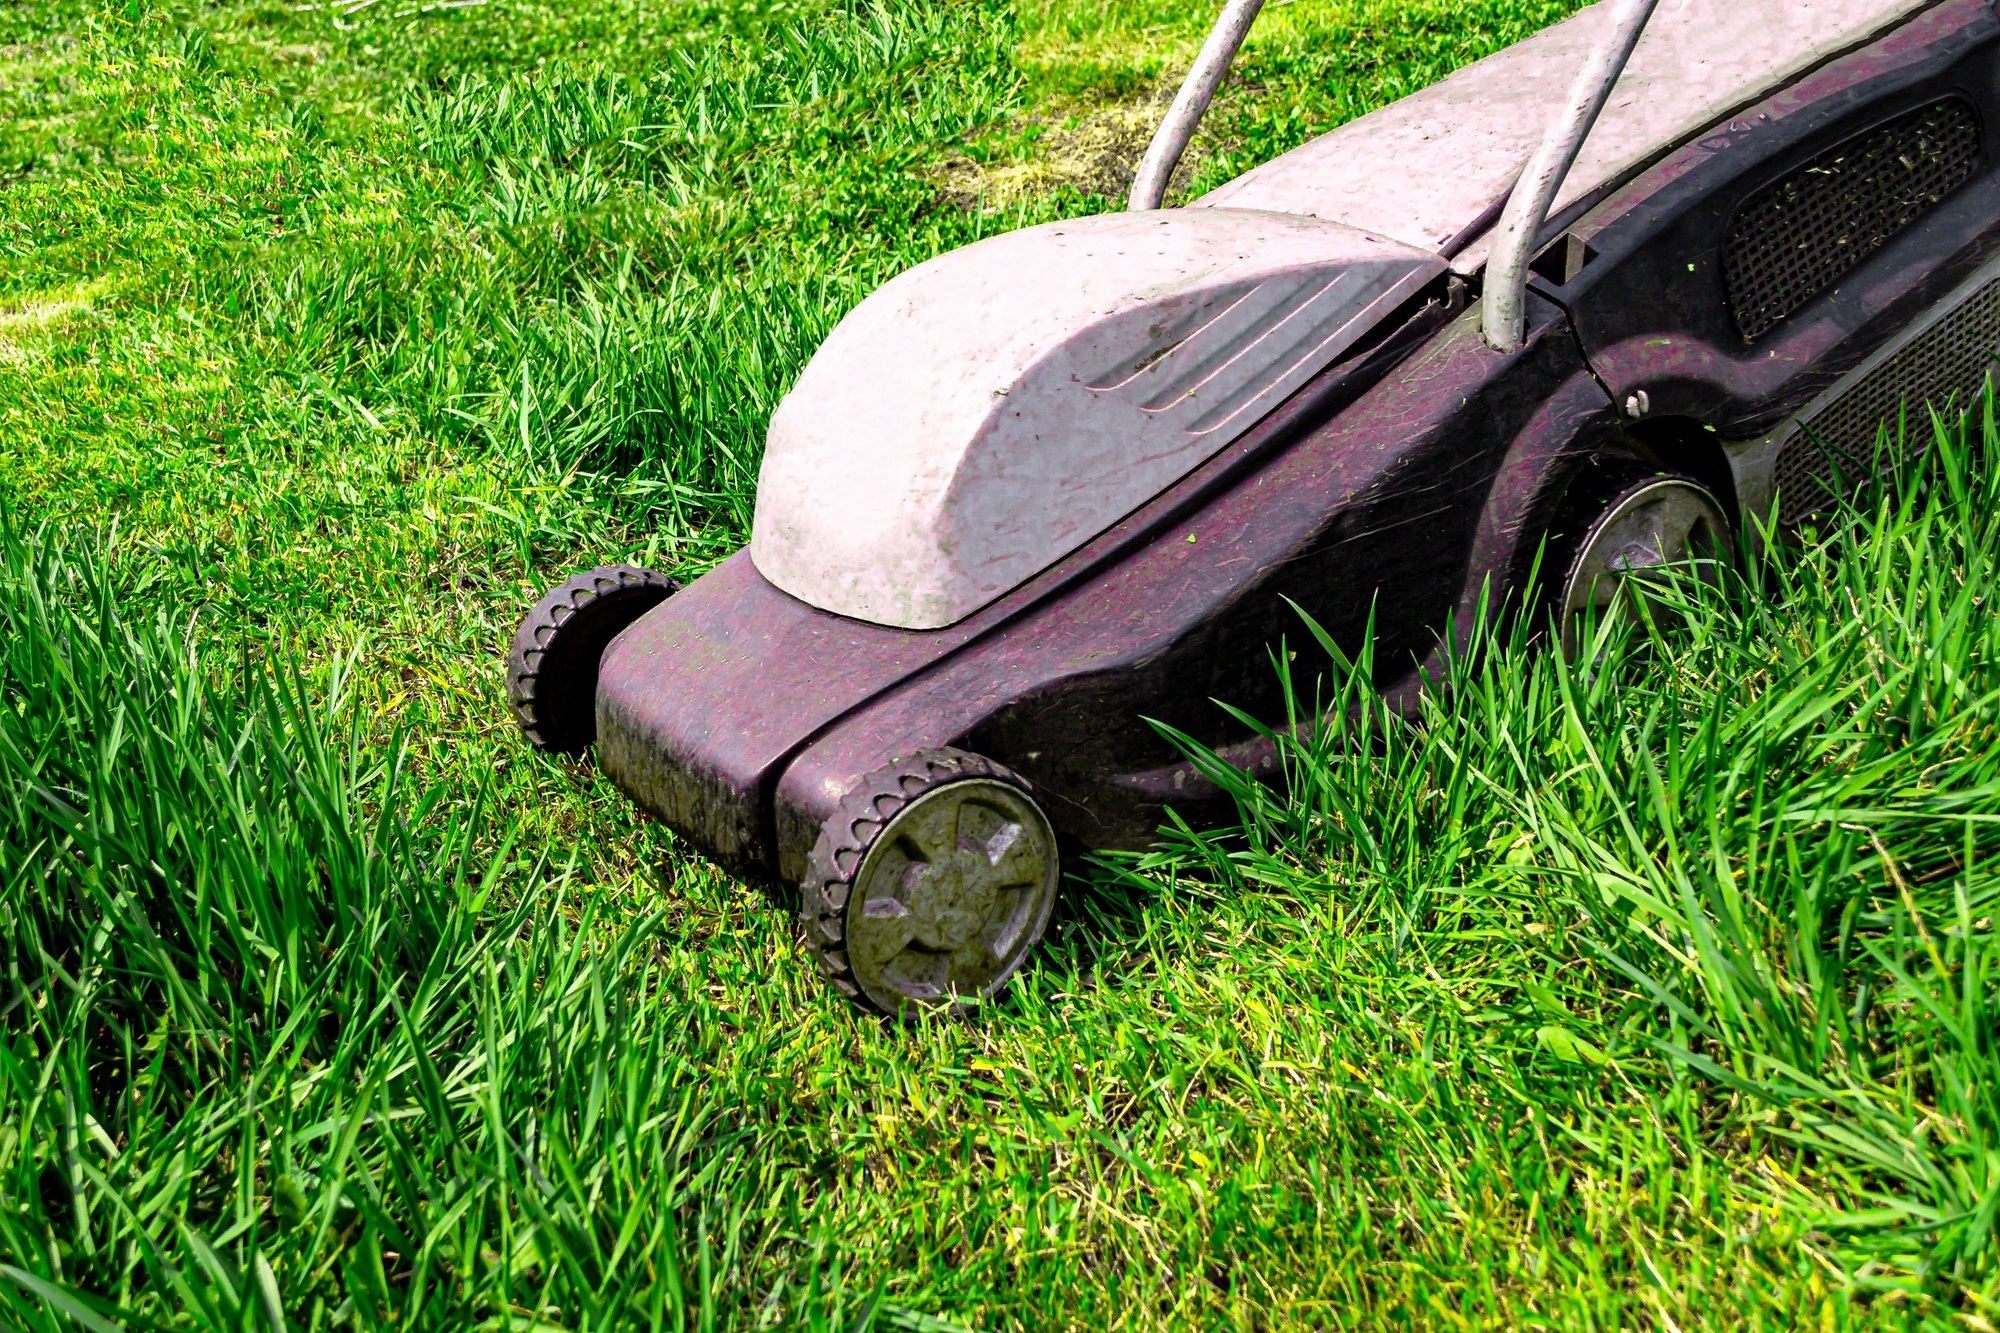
1481,0 -> 1660,352
1127,0 -> 1267,211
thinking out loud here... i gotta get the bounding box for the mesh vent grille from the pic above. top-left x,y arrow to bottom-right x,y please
1724,98 -> 1981,342
1774,272 -> 2000,524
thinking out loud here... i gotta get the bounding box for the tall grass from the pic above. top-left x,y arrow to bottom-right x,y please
1156,408 -> 2000,1298
0,525 -> 761,1328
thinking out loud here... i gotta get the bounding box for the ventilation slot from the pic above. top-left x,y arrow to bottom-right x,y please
1775,272 -> 2000,525
1724,98 -> 1982,343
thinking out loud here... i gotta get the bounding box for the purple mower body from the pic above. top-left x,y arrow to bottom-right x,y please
509,0 -> 2000,1015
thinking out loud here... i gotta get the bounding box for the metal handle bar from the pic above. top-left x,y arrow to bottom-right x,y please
1128,0 -> 1267,211
1482,0 -> 1660,352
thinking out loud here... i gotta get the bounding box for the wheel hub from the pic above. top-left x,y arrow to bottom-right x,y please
1558,476 -> 1728,653
845,779 -> 1059,1013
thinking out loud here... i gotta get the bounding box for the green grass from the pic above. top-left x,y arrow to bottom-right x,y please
1,0 -> 1995,1326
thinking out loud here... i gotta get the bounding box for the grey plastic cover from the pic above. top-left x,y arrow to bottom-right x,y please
750,208 -> 1442,630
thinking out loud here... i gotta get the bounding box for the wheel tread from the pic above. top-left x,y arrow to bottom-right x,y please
506,564 -> 678,753
800,747 -> 1037,1017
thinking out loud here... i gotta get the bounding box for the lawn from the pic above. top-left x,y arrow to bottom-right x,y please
0,0 -> 1995,1326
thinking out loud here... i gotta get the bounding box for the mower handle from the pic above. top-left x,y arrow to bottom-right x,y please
1128,0 -> 1267,211
1135,0 -> 1660,347
1482,0 -> 1660,352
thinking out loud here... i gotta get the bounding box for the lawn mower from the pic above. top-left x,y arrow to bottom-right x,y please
508,0 -> 2000,1015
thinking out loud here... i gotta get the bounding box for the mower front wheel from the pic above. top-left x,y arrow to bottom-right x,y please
801,748 -> 1061,1019
507,565 -> 679,754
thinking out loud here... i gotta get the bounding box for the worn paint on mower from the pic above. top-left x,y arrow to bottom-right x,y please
508,0 -> 2000,1016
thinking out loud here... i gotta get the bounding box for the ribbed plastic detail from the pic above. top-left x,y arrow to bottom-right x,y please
1775,272 -> 2000,524
1725,98 -> 1981,342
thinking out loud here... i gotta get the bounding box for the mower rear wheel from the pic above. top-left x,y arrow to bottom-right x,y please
507,565 -> 679,754
1550,465 -> 1730,655
801,748 -> 1061,1019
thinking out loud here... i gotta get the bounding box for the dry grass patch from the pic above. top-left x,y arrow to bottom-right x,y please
0,287 -> 93,362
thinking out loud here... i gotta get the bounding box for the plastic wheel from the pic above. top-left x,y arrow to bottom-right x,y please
1548,463 -> 1730,655
801,748 -> 1061,1019
507,565 -> 679,754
